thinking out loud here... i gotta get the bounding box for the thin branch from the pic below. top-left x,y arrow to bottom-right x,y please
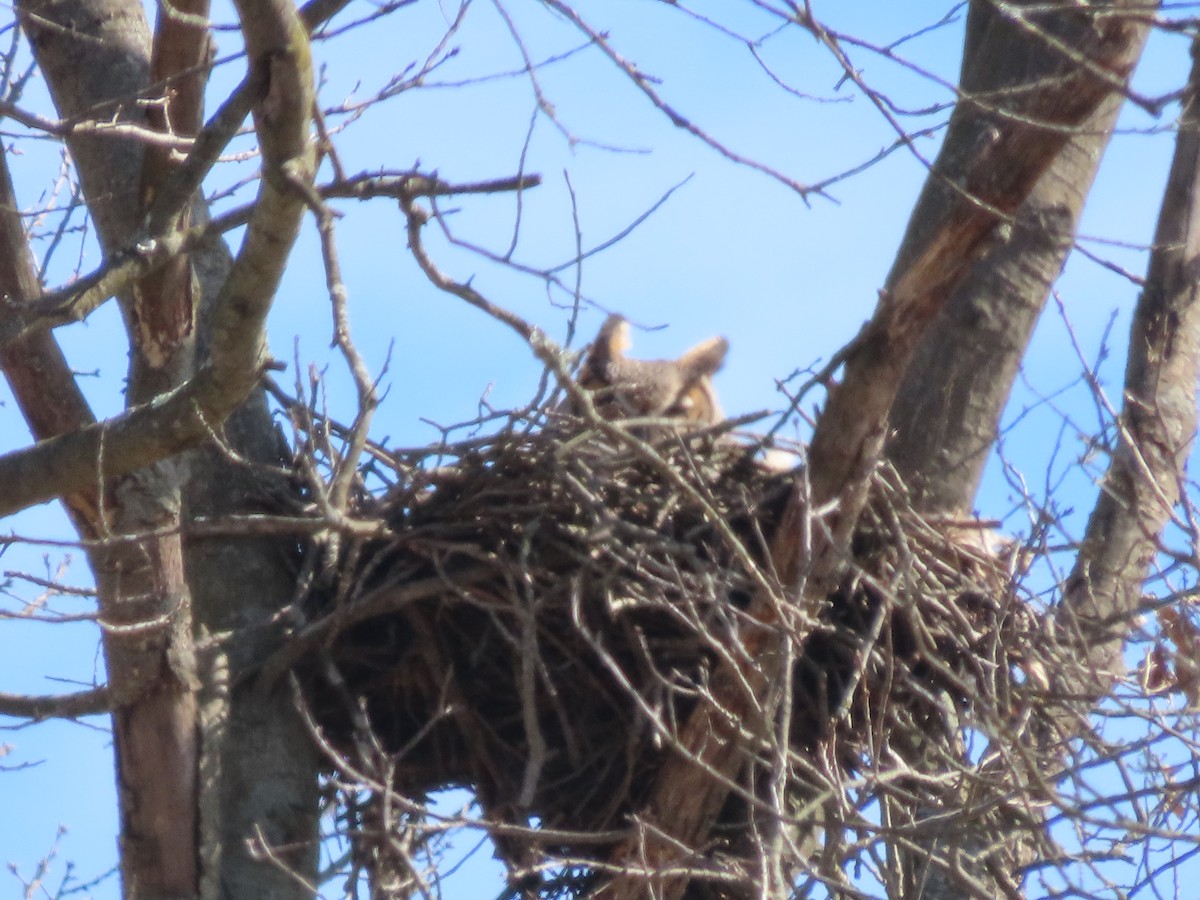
0,686 -> 111,719
539,0 -> 821,201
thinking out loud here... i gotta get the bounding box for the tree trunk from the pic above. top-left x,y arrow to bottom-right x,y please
886,11 -> 1138,514
16,0 -> 320,895
1057,29 -> 1200,728
19,4 -> 200,896
598,4 -> 1151,898
879,3 -> 1155,896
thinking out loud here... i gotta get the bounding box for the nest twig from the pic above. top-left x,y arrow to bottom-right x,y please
292,413 -> 1037,891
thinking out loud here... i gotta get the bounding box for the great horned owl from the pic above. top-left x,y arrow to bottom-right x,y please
572,315 -> 729,426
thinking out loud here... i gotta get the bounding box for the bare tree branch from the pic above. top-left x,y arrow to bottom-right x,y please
0,144 -> 100,533
0,687 -> 111,719
0,66 -> 264,351
1057,31 -> 1200,714
0,2 -> 315,521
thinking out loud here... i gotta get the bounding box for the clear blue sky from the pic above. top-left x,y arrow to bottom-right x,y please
1,2 -> 1195,896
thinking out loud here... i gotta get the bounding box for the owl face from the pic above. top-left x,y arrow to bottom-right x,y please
572,315 -> 728,426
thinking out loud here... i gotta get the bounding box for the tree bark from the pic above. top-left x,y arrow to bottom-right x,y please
18,4 -> 201,896
1058,31 -> 1200,718
14,0 -> 321,896
879,4 -> 1156,897
886,1 -> 1147,516
905,30 -> 1200,900
598,4 -> 1151,899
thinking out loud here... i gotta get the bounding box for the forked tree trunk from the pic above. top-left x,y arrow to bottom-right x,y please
15,0 -> 320,896
883,1 -> 1200,897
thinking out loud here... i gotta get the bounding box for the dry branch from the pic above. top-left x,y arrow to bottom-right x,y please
284,408 -> 1032,898
0,687 -> 111,719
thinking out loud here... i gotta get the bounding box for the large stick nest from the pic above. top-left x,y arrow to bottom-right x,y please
294,415 -> 1035,867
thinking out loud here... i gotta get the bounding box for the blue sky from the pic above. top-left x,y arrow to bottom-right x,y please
2,1 -> 1197,896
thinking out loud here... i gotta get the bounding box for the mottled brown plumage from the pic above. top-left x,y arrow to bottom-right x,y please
575,315 -> 728,425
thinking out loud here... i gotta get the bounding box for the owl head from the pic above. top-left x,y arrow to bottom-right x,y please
573,315 -> 728,426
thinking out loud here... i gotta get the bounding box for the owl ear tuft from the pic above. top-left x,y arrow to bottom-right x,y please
595,315 -> 632,360
676,336 -> 729,381
580,315 -> 631,386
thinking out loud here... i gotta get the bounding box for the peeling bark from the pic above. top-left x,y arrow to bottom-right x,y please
132,0 -> 209,386
886,1 -> 1147,516
807,1 -> 1150,521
